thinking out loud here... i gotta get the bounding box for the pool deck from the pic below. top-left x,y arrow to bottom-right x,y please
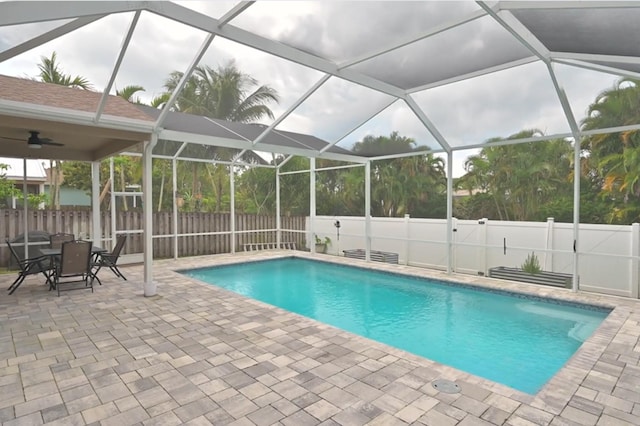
1,251 -> 639,425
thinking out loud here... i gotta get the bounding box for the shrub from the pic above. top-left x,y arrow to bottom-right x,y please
521,252 -> 542,274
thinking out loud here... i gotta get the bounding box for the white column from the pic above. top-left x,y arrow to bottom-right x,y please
22,159 -> 29,258
403,214 -> 410,265
544,217 -> 555,271
276,168 -> 281,248
631,223 -> 639,299
230,165 -> 236,254
172,159 -> 178,259
477,218 -> 488,276
91,161 -> 101,247
572,139 -> 580,292
310,158 -> 316,253
142,134 -> 157,297
365,161 -> 371,262
109,157 -> 116,248
446,151 -> 453,274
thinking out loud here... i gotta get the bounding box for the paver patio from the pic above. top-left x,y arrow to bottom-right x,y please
1,251 -> 639,425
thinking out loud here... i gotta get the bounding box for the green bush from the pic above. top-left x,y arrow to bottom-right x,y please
521,252 -> 542,274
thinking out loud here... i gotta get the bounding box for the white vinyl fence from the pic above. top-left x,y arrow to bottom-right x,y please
305,216 -> 640,299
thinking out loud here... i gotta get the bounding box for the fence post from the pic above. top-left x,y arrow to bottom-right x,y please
451,217 -> 458,272
477,218 -> 488,275
544,217 -> 555,271
403,214 -> 410,265
631,223 -> 639,298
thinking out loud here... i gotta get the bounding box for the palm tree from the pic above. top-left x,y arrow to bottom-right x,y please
37,51 -> 92,90
116,85 -> 145,104
35,51 -> 93,208
159,61 -> 280,212
581,78 -> 640,223
459,130 -> 573,221
161,61 -> 279,123
349,132 -> 446,218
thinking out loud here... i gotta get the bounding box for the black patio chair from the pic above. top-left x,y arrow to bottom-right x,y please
53,240 -> 94,296
91,235 -> 127,285
6,239 -> 53,295
49,233 -> 75,249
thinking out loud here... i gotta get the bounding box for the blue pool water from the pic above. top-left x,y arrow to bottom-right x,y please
183,258 -> 610,394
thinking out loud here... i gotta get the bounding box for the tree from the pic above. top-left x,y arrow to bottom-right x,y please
347,132 -> 446,218
37,51 -> 92,89
116,85 -> 145,104
159,61 -> 280,212
161,61 -> 279,122
456,130 -> 576,221
36,51 -> 93,208
581,78 -> 640,223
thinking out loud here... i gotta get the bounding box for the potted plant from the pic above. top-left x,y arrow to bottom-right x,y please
314,235 -> 331,254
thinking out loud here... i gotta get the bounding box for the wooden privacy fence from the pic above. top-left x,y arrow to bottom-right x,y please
0,209 -> 306,267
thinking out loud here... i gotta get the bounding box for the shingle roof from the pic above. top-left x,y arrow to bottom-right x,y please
0,75 -> 155,122
137,105 -> 353,156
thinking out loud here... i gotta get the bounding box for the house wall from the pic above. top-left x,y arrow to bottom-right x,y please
306,216 -> 640,299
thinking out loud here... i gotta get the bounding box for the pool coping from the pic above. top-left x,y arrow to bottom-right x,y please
167,250 -> 638,416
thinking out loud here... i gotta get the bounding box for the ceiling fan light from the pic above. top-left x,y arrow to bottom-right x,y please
28,143 -> 42,149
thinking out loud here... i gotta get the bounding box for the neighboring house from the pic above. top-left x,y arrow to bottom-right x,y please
42,163 -> 91,208
1,157 -> 90,208
2,158 -> 47,209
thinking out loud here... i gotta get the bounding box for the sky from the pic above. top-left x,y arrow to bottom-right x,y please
0,1 -> 624,177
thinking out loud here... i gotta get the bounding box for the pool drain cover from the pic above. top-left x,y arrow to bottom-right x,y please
432,379 -> 461,394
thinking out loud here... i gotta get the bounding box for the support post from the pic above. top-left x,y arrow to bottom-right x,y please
365,161 -> 371,262
22,159 -> 28,258
142,134 -> 157,297
230,165 -> 236,254
109,157 -> 116,248
544,217 -> 555,271
631,223 -> 639,298
91,161 -> 101,247
446,151 -> 453,274
572,139 -> 580,292
310,158 -> 316,253
172,159 -> 178,259
276,168 -> 281,248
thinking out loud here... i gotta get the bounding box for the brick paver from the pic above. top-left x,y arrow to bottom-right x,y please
1,251 -> 639,425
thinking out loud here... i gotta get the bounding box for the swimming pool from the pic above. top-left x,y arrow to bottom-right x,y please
182,257 -> 610,394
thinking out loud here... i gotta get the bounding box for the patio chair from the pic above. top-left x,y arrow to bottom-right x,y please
91,235 -> 127,285
52,240 -> 94,296
49,233 -> 75,249
6,239 -> 53,295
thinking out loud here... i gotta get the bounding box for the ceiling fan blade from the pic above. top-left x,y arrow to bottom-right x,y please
0,136 -> 25,142
41,140 -> 64,147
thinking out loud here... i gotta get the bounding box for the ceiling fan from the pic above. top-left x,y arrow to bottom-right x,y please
25,131 -> 64,149
0,131 -> 65,149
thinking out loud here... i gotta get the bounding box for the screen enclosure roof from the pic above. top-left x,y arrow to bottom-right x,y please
1,1 -> 640,163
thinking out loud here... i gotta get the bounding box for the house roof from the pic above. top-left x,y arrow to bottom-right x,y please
136,105 -> 354,160
0,74 -> 155,162
0,157 -> 47,181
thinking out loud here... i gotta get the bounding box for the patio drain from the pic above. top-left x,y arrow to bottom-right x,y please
432,379 -> 461,394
